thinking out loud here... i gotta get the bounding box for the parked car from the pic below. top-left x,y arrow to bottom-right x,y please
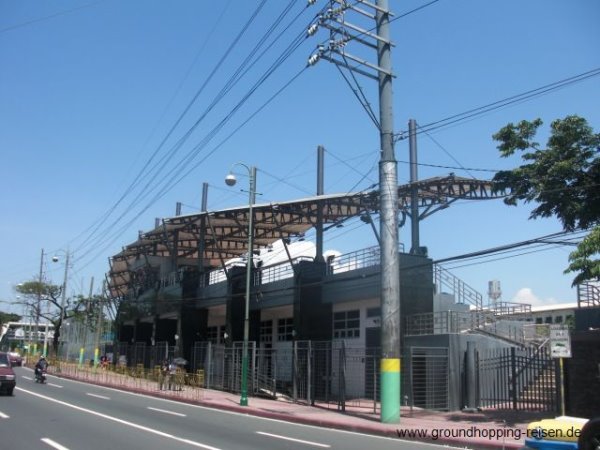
8,352 -> 22,367
0,352 -> 16,396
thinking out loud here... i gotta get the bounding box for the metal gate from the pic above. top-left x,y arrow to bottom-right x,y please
410,347 -> 449,410
477,346 -> 557,411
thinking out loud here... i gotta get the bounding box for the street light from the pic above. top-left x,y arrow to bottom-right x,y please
225,162 -> 256,407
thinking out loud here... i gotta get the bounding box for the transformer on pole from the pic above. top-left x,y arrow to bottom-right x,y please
307,0 -> 401,423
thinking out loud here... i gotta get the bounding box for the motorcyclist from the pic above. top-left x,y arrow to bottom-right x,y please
34,355 -> 48,379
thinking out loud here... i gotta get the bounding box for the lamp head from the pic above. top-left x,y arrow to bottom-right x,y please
225,173 -> 237,187
52,256 -> 59,263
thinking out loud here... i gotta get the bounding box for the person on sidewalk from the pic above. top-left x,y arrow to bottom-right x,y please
168,360 -> 177,390
159,360 -> 169,390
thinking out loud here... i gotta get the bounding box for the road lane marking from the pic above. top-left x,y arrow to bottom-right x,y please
148,406 -> 187,417
48,383 -> 63,388
0,411 -> 9,419
25,373 -> 459,447
41,438 -> 70,450
86,393 -> 110,400
18,387 -> 222,450
256,431 -> 331,448
22,376 -> 33,380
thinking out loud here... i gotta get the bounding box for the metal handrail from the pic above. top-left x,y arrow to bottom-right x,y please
433,265 -> 483,310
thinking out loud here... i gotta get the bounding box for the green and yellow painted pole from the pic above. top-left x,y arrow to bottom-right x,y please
381,358 -> 401,422
375,0 -> 401,424
78,347 -> 85,368
94,347 -> 100,373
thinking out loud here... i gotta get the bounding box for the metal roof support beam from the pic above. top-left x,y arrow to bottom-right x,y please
198,182 -> 209,275
206,214 -> 230,282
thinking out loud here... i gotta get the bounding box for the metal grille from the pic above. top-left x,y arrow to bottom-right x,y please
410,347 -> 449,410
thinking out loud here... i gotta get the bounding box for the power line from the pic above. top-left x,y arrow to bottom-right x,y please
395,67 -> 600,139
0,0 -> 106,34
73,2 -> 314,266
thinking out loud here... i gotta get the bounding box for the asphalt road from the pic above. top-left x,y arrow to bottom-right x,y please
0,367 -> 457,450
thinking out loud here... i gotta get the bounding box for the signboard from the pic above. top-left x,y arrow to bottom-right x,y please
549,327 -> 571,358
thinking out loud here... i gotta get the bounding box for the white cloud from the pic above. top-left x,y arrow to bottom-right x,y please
511,288 -> 561,307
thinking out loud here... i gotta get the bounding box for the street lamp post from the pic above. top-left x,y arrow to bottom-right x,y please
225,163 -> 256,407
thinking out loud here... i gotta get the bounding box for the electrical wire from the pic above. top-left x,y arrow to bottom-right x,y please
73,2 -> 314,265
396,68 -> 600,138
0,0 -> 106,34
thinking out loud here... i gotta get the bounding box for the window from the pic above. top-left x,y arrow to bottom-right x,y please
277,318 -> 294,342
260,320 -> 273,343
333,310 -> 360,339
535,318 -> 543,324
555,316 -> 563,323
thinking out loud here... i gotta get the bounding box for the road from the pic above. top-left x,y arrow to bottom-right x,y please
0,367 -> 457,450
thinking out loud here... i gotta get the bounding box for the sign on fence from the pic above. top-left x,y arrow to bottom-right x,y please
549,327 -> 571,358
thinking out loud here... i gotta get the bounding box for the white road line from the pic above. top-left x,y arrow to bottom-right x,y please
25,373 -> 459,448
48,383 -> 63,388
18,388 -> 222,450
22,376 -> 33,380
147,406 -> 187,417
41,438 -> 70,450
256,431 -> 331,448
0,411 -> 9,419
86,393 -> 110,400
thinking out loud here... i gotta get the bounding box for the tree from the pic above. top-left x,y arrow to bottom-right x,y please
15,280 -> 88,356
492,115 -> 600,285
0,311 -> 21,328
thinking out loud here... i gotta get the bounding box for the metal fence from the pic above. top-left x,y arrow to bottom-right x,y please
107,340 -> 557,413
477,346 -> 558,412
409,347 -> 449,410
122,340 -> 390,412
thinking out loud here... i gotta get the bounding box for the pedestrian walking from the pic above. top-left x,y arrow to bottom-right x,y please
159,360 -> 169,390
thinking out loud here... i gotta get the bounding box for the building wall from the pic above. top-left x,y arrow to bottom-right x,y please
565,329 -> 600,418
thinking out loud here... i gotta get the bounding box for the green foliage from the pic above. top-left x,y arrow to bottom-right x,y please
565,226 -> 600,285
492,115 -> 600,285
15,281 -> 61,300
0,311 -> 21,327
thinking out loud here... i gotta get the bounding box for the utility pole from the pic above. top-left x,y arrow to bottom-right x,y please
59,250 -> 70,360
35,248 -> 45,356
375,0 -> 401,424
80,277 -> 94,368
94,280 -> 107,369
307,0 -> 401,423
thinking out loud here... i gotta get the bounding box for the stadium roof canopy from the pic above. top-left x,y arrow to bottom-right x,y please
108,175 -> 504,297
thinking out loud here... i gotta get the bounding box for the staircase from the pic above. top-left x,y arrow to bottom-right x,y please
516,363 -> 557,410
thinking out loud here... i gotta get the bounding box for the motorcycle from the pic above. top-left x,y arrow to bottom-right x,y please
34,368 -> 47,384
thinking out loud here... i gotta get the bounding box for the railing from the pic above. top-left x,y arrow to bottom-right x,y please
133,243 -> 415,293
257,256 -> 313,284
578,281 -> 600,308
42,361 -> 205,402
489,301 -> 532,316
405,310 -> 527,345
327,243 -> 405,275
433,265 -> 483,310
405,311 -> 486,335
328,246 -> 380,274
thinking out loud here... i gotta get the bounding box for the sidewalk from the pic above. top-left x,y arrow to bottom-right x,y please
49,365 -> 542,450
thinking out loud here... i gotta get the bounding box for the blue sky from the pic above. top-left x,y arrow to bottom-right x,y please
1,0 -> 599,314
